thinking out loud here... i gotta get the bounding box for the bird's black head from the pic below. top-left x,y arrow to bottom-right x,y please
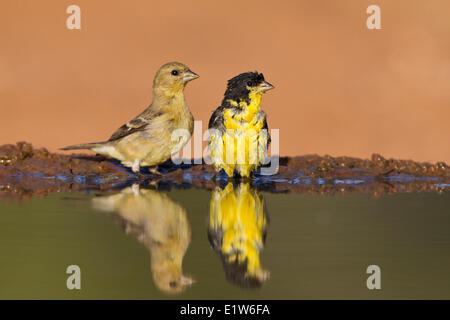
222,72 -> 274,106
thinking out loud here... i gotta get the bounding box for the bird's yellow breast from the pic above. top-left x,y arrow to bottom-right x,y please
212,91 -> 266,177
223,91 -> 263,130
209,183 -> 267,279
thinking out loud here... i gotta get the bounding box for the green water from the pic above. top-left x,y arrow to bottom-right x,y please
0,186 -> 449,299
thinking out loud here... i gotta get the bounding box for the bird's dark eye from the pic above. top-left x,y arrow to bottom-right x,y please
247,81 -> 253,87
169,281 -> 178,288
171,70 -> 179,76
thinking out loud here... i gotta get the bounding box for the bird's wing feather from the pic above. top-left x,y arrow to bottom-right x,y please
258,111 -> 270,165
108,117 -> 150,141
208,107 -> 227,166
261,112 -> 271,145
208,107 -> 226,133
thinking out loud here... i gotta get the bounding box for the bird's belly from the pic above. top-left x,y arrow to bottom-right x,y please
211,124 -> 266,177
118,130 -> 192,167
114,133 -> 171,167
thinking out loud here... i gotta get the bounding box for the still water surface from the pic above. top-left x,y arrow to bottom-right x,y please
0,184 -> 449,299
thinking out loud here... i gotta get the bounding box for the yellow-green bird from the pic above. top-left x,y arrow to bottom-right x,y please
62,62 -> 199,174
92,184 -> 194,294
208,72 -> 274,178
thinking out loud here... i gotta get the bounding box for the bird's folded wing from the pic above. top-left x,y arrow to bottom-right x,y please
108,117 -> 151,141
208,107 -> 226,132
261,114 -> 271,145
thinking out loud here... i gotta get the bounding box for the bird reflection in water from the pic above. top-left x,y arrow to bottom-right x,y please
208,182 -> 270,289
92,184 -> 194,294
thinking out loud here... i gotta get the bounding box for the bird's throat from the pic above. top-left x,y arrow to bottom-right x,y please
227,91 -> 262,123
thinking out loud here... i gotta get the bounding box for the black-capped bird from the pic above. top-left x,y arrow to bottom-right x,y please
208,182 -> 270,288
61,62 -> 199,174
208,72 -> 274,178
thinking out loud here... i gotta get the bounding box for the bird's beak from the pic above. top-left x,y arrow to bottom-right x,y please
183,70 -> 199,83
258,80 -> 275,93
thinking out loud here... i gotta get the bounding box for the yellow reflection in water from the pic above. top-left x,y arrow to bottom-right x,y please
208,182 -> 269,289
92,184 -> 194,295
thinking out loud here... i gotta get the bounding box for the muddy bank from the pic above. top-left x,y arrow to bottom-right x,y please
0,142 -> 448,199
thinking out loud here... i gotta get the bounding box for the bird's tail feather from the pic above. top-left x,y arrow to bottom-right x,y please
60,142 -> 104,151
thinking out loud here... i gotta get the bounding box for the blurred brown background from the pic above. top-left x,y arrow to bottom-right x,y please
1,0 -> 449,162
